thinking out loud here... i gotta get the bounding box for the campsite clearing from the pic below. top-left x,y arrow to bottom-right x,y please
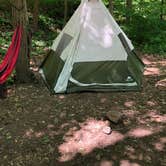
0,54 -> 165,166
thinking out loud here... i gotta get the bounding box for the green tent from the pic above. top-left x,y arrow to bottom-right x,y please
39,0 -> 145,94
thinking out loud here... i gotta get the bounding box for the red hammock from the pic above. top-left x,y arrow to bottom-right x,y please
0,26 -> 22,84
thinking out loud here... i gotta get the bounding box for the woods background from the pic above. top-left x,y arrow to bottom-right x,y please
0,0 -> 165,59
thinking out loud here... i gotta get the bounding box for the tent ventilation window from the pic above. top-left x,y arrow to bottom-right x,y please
55,33 -> 73,56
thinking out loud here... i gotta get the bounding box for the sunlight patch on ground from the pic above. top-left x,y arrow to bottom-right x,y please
157,60 -> 166,67
147,112 -> 166,123
146,100 -> 157,107
100,160 -> 113,166
60,123 -> 70,129
127,128 -> 153,138
143,57 -> 152,65
58,116 -> 164,162
58,119 -> 124,162
143,56 -> 166,67
143,56 -> 166,76
153,137 -> 166,152
58,95 -> 66,99
144,67 -> 160,76
124,101 -> 136,108
24,128 -> 45,139
155,79 -> 166,90
124,145 -> 138,160
139,110 -> 166,124
120,160 -> 141,166
24,128 -> 34,139
137,109 -> 166,125
122,109 -> 138,118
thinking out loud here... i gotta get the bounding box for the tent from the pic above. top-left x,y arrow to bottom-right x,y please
39,0 -> 145,94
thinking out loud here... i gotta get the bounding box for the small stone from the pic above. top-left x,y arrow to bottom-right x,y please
106,110 -> 123,123
102,126 -> 112,135
59,95 -> 65,99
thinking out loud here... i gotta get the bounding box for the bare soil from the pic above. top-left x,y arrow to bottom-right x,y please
0,54 -> 166,166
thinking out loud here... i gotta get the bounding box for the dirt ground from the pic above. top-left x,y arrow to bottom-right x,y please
0,54 -> 166,166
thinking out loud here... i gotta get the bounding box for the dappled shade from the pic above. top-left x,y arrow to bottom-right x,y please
143,56 -> 166,76
58,119 -> 124,162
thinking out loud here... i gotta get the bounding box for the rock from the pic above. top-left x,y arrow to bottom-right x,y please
106,110 -> 123,124
102,126 -> 112,135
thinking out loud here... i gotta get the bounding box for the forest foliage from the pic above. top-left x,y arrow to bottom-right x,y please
0,0 -> 166,56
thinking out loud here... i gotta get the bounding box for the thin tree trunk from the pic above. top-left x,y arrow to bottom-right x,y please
33,0 -> 39,31
64,0 -> 68,26
11,0 -> 31,83
109,0 -> 114,15
160,0 -> 164,20
126,0 -> 132,23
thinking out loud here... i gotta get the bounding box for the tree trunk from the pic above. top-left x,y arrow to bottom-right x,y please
64,0 -> 68,26
126,0 -> 132,23
33,0 -> 39,31
11,0 -> 31,83
109,0 -> 114,15
160,0 -> 164,20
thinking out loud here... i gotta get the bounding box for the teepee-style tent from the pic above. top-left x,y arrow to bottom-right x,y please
40,0 -> 145,94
